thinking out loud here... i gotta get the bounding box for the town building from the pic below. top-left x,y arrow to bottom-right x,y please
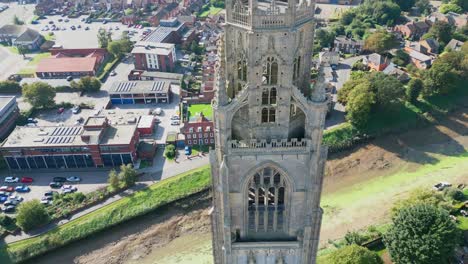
363,53 -> 390,71
316,0 -> 354,4
210,0 -> 328,262
333,35 -> 364,54
0,25 -> 43,50
394,20 -> 430,40
446,39 -> 464,51
180,112 -> 214,146
419,38 -> 439,55
142,18 -> 196,45
131,42 -> 176,72
382,63 -> 410,82
36,48 -> 108,79
109,80 -> 172,104
137,115 -> 156,136
404,47 -> 433,69
128,70 -> 183,84
318,50 -> 339,66
0,96 -> 19,141
0,116 -> 139,170
427,12 -> 468,29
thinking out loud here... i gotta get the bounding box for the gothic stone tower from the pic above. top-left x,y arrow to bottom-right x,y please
210,0 -> 328,262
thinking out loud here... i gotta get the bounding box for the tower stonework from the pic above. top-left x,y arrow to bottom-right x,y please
210,0 -> 328,262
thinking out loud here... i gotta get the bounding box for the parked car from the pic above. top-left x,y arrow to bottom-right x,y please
49,182 -> 63,188
0,191 -> 8,197
61,185 -> 77,192
85,26 -> 90,30
66,176 -> 81,182
0,196 -> 7,203
57,107 -> 65,114
53,177 -> 67,182
72,105 -> 80,114
185,146 -> 192,155
64,18 -> 69,22
153,108 -> 162,115
170,115 -> 180,120
20,177 -> 33,183
76,116 -> 84,123
3,205 -> 16,213
15,185 -> 30,193
4,177 -> 19,183
4,200 -> 19,207
40,199 -> 51,205
433,182 -> 452,191
8,195 -> 23,202
66,76 -> 73,81
27,118 -> 38,124
41,196 -> 53,201
5,186 -> 14,192
8,74 -> 22,82
110,70 -> 116,76
170,120 -> 180,126
44,191 -> 58,197
0,186 -> 12,192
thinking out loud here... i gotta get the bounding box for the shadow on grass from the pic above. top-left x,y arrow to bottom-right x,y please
0,240 -> 14,264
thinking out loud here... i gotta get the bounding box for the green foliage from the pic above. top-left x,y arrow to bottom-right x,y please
22,82 -> 56,109
0,80 -> 22,93
119,164 -> 137,188
344,231 -> 367,246
164,144 -> 176,159
440,3 -> 463,14
405,78 -> 423,103
3,166 -> 211,263
351,60 -> 369,71
124,8 -> 134,16
392,49 -> 410,67
108,169 -> 120,191
443,187 -> 465,202
17,46 -> 28,57
393,0 -> 416,11
391,189 -> 451,216
364,30 -> 399,53
423,61 -> 459,95
415,0 -> 431,15
315,29 -> 335,50
71,76 -> 101,93
322,123 -> 361,153
97,28 -> 112,48
425,21 -> 455,46
384,204 -> 460,264
322,245 -> 383,264
16,200 -> 50,232
346,82 -> 375,129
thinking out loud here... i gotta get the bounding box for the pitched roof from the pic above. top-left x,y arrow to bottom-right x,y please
15,28 -> 41,42
365,53 -> 388,65
0,25 -> 41,42
446,39 -> 464,51
36,57 -> 97,73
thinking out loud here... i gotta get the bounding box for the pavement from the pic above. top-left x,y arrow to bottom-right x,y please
3,153 -> 210,244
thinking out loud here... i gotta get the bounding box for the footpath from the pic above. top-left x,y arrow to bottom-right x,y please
4,154 -> 210,244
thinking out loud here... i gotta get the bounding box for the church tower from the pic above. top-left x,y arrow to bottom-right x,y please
210,0 -> 328,262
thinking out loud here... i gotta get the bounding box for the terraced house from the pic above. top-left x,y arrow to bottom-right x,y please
0,117 -> 139,170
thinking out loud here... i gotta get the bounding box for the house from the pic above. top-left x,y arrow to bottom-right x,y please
404,47 -> 433,69
333,36 -> 364,54
180,112 -> 214,146
363,53 -> 390,71
445,39 -> 464,51
0,116 -> 140,170
394,21 -> 430,40
0,25 -> 43,50
318,50 -> 339,66
382,63 -> 410,82
427,12 -> 467,29
109,80 -> 172,104
131,42 -> 176,72
0,96 -> 19,141
419,38 -> 439,55
36,48 -> 108,78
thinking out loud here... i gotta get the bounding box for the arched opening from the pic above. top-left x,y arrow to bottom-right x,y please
245,166 -> 288,238
270,87 -> 277,105
237,57 -> 247,82
231,104 -> 250,140
293,56 -> 301,82
262,57 -> 278,85
269,108 -> 276,123
288,99 -> 306,139
261,108 -> 269,123
262,89 -> 269,105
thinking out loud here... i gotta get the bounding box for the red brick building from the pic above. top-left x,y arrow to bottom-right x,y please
36,48 -> 108,79
0,117 -> 140,170
180,113 -> 214,146
132,42 -> 176,72
394,21 -> 430,40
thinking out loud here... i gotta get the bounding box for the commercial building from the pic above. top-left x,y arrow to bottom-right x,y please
128,70 -> 183,84
36,48 -> 108,79
109,80 -> 172,105
0,96 -> 19,141
137,115 -> 156,136
131,42 -> 176,72
0,25 -> 44,50
0,117 -> 139,170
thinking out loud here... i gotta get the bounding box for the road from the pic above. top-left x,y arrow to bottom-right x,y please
325,55 -> 363,129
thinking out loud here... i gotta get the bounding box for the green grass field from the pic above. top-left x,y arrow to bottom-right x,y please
0,166 -> 211,264
189,104 -> 213,120
198,6 -> 223,18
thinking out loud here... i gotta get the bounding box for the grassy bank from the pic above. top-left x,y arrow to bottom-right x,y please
323,87 -> 468,152
198,5 -> 223,18
0,166 -> 211,264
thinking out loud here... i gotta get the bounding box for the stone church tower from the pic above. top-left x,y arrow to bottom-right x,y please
209,0 -> 328,262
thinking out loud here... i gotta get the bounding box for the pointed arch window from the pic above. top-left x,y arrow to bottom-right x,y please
237,57 -> 247,81
261,87 -> 277,105
246,167 -> 287,233
293,56 -> 301,81
269,87 -> 277,105
261,107 -> 276,123
263,57 -> 278,85
261,108 -> 269,123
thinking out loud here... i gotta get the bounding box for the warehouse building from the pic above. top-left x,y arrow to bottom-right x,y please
0,116 -> 139,170
109,80 -> 172,105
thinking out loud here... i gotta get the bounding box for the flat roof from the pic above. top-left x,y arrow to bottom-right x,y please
109,81 -> 171,94
137,115 -> 154,128
143,24 -> 183,43
0,96 -> 15,112
100,125 -> 137,145
36,57 -> 98,73
131,42 -> 174,56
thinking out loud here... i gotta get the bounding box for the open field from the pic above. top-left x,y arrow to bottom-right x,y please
188,104 -> 213,120
198,6 -> 223,18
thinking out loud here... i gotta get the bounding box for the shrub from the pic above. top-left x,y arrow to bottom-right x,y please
164,144 -> 176,159
405,78 -> 423,103
16,200 -> 50,232
323,244 -> 383,264
444,187 -> 465,202
344,230 -> 367,246
0,80 -> 22,93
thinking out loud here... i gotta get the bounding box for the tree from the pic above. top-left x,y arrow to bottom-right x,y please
370,72 -> 404,109
17,46 -> 28,58
324,245 -> 383,264
364,30 -> 399,53
415,0 -> 431,15
391,188 -> 450,216
97,28 -> 111,48
392,49 -> 410,67
394,0 -> 416,11
425,21 -> 455,46
22,82 -> 56,108
16,200 -> 50,232
384,204 -> 460,264
118,164 -> 137,187
405,78 -> 423,103
108,169 -> 120,191
440,3 -> 463,14
0,81 -> 22,93
315,29 -> 335,50
107,41 -> 124,58
443,187 -> 465,201
346,82 -> 375,129
13,15 -> 24,25
423,61 -> 459,95
164,144 -> 176,159
74,76 -> 101,93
